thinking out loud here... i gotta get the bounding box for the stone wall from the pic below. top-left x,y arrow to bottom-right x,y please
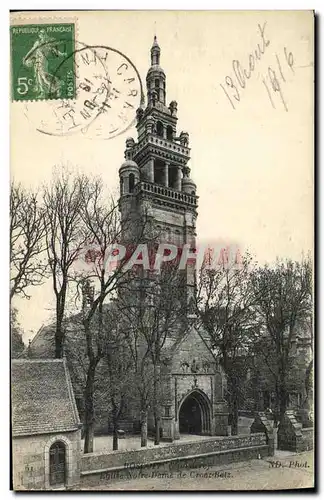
277,411 -> 314,452
80,433 -> 267,487
12,430 -> 81,491
81,445 -> 269,488
250,412 -> 275,456
301,428 -> 314,451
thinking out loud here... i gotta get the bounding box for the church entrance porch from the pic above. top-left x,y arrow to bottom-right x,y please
178,390 -> 211,435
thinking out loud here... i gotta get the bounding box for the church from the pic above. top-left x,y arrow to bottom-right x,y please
116,36 -> 229,440
26,37 -> 230,442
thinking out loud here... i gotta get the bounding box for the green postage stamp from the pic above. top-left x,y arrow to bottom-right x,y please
10,23 -> 76,101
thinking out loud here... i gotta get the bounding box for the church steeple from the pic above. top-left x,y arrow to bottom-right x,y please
151,35 -> 160,65
119,36 -> 198,317
146,36 -> 166,106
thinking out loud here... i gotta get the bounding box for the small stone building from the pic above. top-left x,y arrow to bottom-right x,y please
158,324 -> 228,441
12,359 -> 81,490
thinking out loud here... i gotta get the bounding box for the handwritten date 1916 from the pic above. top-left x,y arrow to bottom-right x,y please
220,22 -> 270,110
262,48 -> 295,112
220,22 -> 296,113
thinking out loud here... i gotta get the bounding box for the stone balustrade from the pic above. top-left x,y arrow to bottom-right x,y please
132,135 -> 190,157
134,181 -> 197,206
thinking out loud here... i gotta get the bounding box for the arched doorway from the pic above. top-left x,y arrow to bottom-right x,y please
178,390 -> 211,435
49,441 -> 66,486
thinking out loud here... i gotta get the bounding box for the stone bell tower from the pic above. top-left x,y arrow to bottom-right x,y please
118,36 -> 198,309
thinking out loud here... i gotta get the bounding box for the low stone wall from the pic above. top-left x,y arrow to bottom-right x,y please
80,434 -> 268,487
250,412 -> 275,456
300,427 -> 314,452
278,411 -> 314,452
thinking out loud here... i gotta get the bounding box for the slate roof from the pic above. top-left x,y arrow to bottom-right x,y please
162,324 -> 215,360
20,314 -> 84,359
11,359 -> 81,437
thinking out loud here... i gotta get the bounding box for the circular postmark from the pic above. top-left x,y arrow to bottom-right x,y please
23,42 -> 144,140
22,41 -> 110,136
74,45 -> 144,140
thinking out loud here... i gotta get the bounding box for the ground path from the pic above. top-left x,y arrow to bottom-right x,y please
82,416 -> 254,453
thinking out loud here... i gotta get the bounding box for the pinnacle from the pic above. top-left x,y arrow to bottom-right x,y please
152,35 -> 160,49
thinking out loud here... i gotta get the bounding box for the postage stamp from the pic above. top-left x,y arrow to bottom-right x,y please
10,23 -> 76,101
22,44 -> 144,139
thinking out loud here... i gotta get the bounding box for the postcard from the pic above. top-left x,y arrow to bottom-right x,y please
10,10 -> 314,491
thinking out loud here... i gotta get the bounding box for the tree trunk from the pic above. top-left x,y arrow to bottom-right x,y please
140,409 -> 148,447
231,396 -> 239,436
228,375 -> 239,436
54,287 -> 67,359
55,331 -> 63,358
273,381 -> 280,428
112,426 -> 118,451
55,309 -> 64,358
83,361 -> 97,454
153,363 -> 161,445
112,406 -> 119,451
278,368 -> 288,424
154,415 -> 161,445
279,386 -> 288,423
84,422 -> 94,454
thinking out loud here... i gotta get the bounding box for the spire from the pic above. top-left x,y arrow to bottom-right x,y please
151,35 -> 160,66
147,36 -> 166,106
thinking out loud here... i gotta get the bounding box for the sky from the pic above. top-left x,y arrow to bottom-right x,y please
10,10 -> 314,340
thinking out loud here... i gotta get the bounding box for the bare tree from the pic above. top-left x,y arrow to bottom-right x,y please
196,252 -> 258,435
116,294 -> 154,448
10,182 -> 47,300
77,180 -> 120,453
76,178 -> 148,453
118,257 -> 187,446
251,257 -> 312,422
43,170 -> 89,359
101,311 -> 134,451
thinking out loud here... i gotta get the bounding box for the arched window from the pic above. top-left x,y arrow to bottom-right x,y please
166,125 -> 173,141
49,441 -> 66,486
156,121 -> 164,137
120,177 -> 124,194
155,78 -> 160,88
191,190 -> 195,195
129,173 -> 135,193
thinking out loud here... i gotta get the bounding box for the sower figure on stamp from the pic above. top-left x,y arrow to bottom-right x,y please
23,29 -> 66,99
